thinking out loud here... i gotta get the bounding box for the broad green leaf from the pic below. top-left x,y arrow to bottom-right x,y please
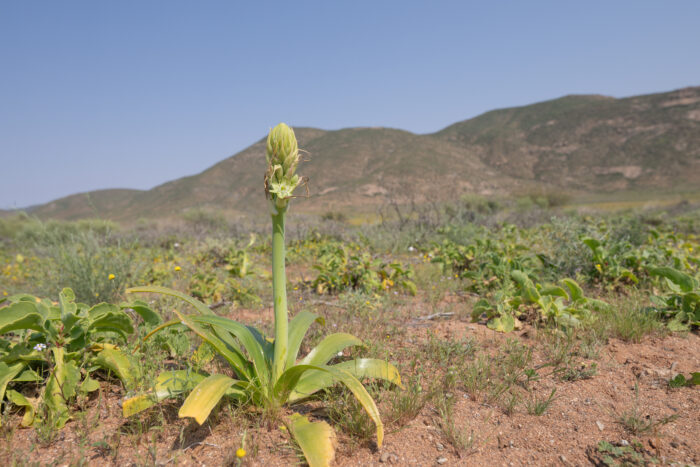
582,237 -> 600,251
471,298 -> 492,321
0,362 -> 24,418
179,374 -> 237,424
80,376 -> 101,393
288,358 -> 402,402
14,368 -> 42,382
487,314 -> 515,333
649,267 -> 696,293
122,300 -> 162,326
0,302 -> 44,335
44,347 -> 80,428
300,333 -> 363,366
561,278 -> 584,302
289,413 -> 336,467
6,390 -> 35,427
539,286 -> 569,299
94,347 -> 138,389
122,370 -> 207,417
88,307 -> 134,338
287,311 -> 325,368
275,364 -> 385,446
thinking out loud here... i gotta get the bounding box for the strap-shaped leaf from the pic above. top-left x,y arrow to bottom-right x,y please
288,358 -> 402,403
179,374 -> 237,424
172,311 -> 252,381
127,286 -> 243,364
276,363 -> 385,447
126,285 -> 215,315
122,369 -> 207,417
0,302 -> 44,335
190,315 -> 269,387
289,413 -> 336,467
300,333 -> 363,366
287,311 -> 325,368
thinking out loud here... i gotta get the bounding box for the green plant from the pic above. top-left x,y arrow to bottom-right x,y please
473,272 -> 607,332
122,124 -> 401,467
224,233 -> 256,279
592,440 -> 656,467
617,383 -> 678,435
647,266 -> 700,330
668,372 -> 700,388
312,243 -> 416,296
0,288 -> 147,427
525,388 -> 557,416
38,229 -> 135,305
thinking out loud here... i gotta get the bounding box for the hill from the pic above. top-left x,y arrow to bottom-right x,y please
25,86 -> 700,221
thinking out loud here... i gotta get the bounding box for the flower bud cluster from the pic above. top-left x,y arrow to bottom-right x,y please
265,123 -> 303,209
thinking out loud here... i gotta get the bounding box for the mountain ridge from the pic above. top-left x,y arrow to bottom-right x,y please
20,86 -> 700,221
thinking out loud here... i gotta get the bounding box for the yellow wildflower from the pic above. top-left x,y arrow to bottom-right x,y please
236,448 -> 246,458
108,273 -> 115,280
174,266 -> 182,271
595,264 -> 603,273
2,291 -> 7,296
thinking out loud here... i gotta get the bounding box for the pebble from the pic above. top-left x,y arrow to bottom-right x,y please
436,443 -> 445,451
380,452 -> 399,464
620,439 -> 629,446
596,420 -> 605,431
436,457 -> 448,465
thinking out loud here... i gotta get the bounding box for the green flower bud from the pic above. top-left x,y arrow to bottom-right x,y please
265,123 -> 303,209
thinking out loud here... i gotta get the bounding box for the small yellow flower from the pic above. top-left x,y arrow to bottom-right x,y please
2,291 -> 7,296
108,274 -> 115,280
236,448 -> 246,458
174,266 -> 182,271
595,264 -> 603,273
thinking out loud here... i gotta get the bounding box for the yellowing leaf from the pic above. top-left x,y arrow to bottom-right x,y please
289,413 -> 336,467
179,374 -> 236,424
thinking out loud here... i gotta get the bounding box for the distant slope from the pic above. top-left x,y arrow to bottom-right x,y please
26,86 -> 700,221
29,189 -> 143,221
436,87 -> 700,191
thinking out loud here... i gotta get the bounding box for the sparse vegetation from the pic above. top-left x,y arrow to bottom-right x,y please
0,123 -> 698,465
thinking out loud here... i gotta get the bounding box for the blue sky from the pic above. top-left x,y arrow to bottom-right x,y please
1,1 -> 699,209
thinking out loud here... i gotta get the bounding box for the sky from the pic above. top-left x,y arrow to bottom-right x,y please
1,1 -> 699,209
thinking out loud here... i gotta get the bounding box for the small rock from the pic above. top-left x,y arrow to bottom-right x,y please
670,361 -> 678,372
559,455 -> 570,465
380,452 -> 399,463
436,443 -> 445,451
596,421 -> 605,431
670,441 -> 679,448
509,440 -> 515,448
436,457 -> 448,465
620,439 -> 629,447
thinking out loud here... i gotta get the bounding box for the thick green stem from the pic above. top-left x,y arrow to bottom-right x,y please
271,205 -> 289,383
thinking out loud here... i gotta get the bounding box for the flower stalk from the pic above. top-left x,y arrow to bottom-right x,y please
266,123 -> 301,382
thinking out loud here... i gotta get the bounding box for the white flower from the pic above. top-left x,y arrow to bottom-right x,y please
408,246 -> 415,252
33,343 -> 47,351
